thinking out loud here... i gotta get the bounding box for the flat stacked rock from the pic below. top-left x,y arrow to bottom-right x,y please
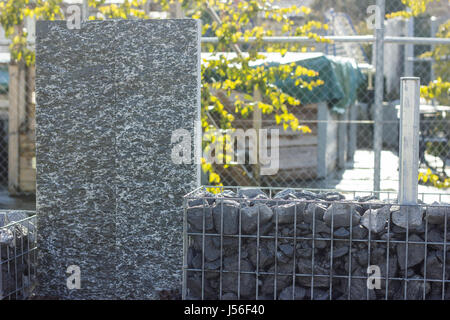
185,189 -> 450,300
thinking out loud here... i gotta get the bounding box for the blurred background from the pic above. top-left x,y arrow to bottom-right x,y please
0,0 -> 448,208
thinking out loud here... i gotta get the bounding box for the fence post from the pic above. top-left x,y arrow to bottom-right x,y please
398,77 -> 420,205
253,89 -> 262,185
404,12 -> 414,77
348,103 -> 357,161
170,1 -> 184,18
430,16 -> 438,95
8,63 -> 26,194
373,0 -> 385,194
338,109 -> 348,169
82,0 -> 89,21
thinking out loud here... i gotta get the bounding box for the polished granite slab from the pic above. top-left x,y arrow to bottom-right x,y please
35,20 -> 200,299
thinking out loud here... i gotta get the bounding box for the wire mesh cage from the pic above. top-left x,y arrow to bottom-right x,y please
183,186 -> 450,300
0,211 -> 37,300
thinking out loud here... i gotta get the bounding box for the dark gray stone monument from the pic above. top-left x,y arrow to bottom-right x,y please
35,20 -> 200,299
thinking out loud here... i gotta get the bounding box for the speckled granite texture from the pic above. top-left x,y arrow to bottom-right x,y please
35,20 -> 200,299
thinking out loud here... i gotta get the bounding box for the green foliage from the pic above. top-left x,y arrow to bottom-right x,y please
88,0 -> 149,19
1,0 -> 326,188
419,168 -> 450,189
420,20 -> 450,106
0,0 -> 30,37
419,19 -> 450,189
86,0 -> 327,188
0,0 -> 63,65
189,0 -> 328,187
385,0 -> 449,189
386,0 -> 441,19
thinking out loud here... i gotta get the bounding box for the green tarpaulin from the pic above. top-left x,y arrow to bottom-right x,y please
0,65 -> 8,94
202,52 -> 366,114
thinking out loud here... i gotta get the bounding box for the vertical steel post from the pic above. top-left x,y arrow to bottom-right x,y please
373,0 -> 385,194
82,0 -> 89,21
398,77 -> 420,205
182,197 -> 188,300
404,13 -> 414,77
253,89 -> 262,185
170,1 -> 184,18
430,16 -> 438,104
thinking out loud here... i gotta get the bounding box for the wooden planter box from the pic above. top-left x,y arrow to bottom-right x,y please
260,102 -> 340,181
210,89 -> 357,186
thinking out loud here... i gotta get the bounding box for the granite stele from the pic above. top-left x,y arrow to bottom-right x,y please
35,20 -> 201,299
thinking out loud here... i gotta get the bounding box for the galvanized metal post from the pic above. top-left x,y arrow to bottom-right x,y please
398,77 -> 420,204
430,16 -> 438,103
253,89 -> 262,185
373,0 -> 385,194
404,13 -> 414,77
82,0 -> 89,21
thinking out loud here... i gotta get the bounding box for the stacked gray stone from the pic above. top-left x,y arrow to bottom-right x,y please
36,20 -> 200,299
185,189 -> 450,300
0,210 -> 36,299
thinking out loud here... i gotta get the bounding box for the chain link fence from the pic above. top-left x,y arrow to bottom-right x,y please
0,0 -> 447,206
0,0 -> 446,302
0,60 -> 36,205
201,1 -> 450,197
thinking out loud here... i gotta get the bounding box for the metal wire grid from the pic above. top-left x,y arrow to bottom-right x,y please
0,2 -> 446,198
203,49 -> 450,190
199,2 -> 450,192
4,62 -> 36,197
0,213 -> 37,300
203,49 -> 377,189
183,186 -> 450,300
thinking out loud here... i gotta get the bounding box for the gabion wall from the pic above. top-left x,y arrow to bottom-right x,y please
0,211 -> 37,300
183,187 -> 450,300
